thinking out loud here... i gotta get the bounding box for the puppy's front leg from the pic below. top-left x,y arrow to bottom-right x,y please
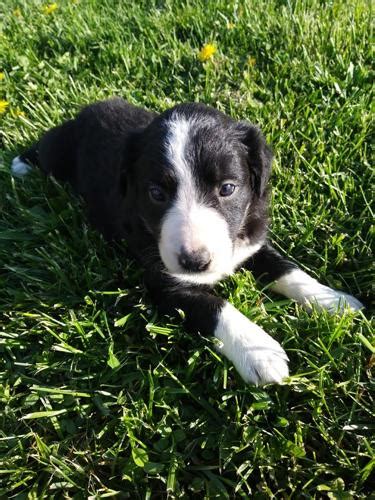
145,272 -> 289,385
247,244 -> 363,313
214,302 -> 289,384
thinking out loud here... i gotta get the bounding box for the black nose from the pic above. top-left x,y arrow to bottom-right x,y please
178,248 -> 211,272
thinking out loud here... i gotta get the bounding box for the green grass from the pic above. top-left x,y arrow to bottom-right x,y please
0,0 -> 374,497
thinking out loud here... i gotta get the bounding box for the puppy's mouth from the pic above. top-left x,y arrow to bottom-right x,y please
159,248 -> 233,286
167,266 -> 230,285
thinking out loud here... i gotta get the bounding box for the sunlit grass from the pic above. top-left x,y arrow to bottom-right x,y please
0,0 -> 373,497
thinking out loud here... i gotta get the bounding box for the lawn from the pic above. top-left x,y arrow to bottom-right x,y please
0,0 -> 373,497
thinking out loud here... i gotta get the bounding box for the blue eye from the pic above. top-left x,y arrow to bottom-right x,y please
219,183 -> 236,197
149,185 -> 167,203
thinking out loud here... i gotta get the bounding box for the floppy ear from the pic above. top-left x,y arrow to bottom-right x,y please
236,122 -> 273,197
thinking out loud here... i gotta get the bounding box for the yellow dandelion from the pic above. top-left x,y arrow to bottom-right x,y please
247,56 -> 256,67
43,3 -> 58,15
0,72 -> 4,81
198,43 -> 217,62
13,8 -> 21,17
0,100 -> 9,114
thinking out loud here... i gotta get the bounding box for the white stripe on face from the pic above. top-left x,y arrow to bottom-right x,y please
158,115 -> 234,282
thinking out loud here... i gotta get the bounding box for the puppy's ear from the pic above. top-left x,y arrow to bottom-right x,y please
236,122 -> 273,197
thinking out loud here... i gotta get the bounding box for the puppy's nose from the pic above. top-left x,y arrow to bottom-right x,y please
178,248 -> 211,272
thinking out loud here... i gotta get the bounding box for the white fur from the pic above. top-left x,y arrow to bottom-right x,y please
161,202 -> 234,283
231,239 -> 263,271
165,116 -> 194,192
11,156 -> 32,177
272,269 -> 363,313
214,303 -> 289,385
159,115 -> 234,282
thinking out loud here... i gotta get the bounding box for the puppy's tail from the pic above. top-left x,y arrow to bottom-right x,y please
11,143 -> 39,177
11,119 -> 77,182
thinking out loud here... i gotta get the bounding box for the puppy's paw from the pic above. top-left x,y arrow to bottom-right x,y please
273,269 -> 363,315
214,303 -> 289,385
11,156 -> 32,177
234,336 -> 289,385
313,288 -> 364,314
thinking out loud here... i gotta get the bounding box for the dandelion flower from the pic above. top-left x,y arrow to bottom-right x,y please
43,3 -> 58,14
198,44 -> 217,62
0,100 -> 9,114
248,56 -> 256,67
14,108 -> 25,117
0,73 -> 4,81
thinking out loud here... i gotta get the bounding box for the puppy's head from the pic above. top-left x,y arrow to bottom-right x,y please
133,103 -> 272,284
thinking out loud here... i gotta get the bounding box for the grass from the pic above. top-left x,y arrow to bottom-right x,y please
0,0 -> 373,497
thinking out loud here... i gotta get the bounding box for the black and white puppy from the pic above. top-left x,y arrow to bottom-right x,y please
11,98 -> 363,385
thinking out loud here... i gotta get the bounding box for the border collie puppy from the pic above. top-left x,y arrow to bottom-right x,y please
11,98 -> 363,385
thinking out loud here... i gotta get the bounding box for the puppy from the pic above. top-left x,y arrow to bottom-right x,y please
11,98 -> 363,385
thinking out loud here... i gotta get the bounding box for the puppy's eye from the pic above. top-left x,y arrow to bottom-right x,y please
219,183 -> 236,197
149,185 -> 167,203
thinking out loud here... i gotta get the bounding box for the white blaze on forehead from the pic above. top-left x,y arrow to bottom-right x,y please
165,115 -> 196,203
159,114 -> 233,282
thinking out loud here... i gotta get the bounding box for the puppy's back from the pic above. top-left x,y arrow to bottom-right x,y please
17,98 -> 155,186
77,97 -> 155,134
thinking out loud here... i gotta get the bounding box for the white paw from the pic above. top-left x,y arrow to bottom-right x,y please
11,156 -> 32,177
214,303 -> 289,385
309,288 -> 363,313
272,269 -> 363,314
